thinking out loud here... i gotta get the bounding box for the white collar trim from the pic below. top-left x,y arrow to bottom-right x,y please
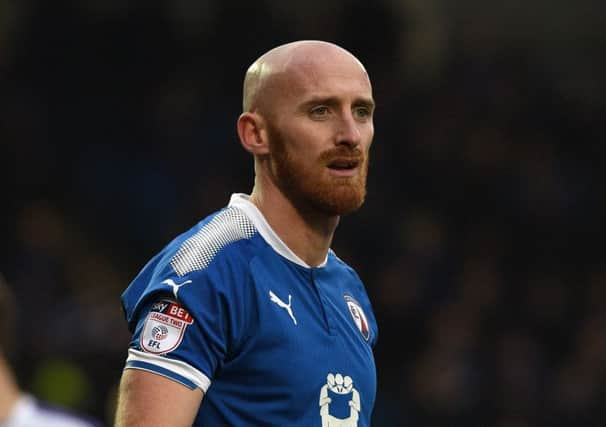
228,193 -> 328,268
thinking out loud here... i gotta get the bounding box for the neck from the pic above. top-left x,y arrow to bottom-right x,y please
250,178 -> 339,267
0,356 -> 21,421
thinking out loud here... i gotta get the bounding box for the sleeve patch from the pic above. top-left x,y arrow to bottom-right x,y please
140,300 -> 194,354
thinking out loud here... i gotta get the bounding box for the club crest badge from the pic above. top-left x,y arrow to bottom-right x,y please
344,295 -> 370,341
140,300 -> 194,354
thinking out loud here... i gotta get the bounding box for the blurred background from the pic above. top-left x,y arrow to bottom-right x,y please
1,0 -> 605,426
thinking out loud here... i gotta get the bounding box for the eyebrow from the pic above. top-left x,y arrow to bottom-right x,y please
299,96 -> 375,112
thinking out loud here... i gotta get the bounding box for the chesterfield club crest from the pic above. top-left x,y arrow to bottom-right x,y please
344,295 -> 370,341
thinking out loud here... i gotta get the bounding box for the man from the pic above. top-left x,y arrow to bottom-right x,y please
115,40 -> 378,426
0,274 -> 103,427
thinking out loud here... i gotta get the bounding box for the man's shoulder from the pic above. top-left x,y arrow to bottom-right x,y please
166,205 -> 259,276
327,249 -> 359,275
121,206 -> 260,324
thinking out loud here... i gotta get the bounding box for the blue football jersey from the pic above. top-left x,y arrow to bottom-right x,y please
121,193 -> 378,426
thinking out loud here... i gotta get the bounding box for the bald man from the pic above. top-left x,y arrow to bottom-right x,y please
115,40 -> 378,427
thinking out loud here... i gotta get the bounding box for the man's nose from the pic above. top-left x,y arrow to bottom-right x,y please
336,112 -> 362,147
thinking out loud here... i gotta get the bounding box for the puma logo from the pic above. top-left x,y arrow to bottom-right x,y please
269,290 -> 297,325
162,278 -> 193,300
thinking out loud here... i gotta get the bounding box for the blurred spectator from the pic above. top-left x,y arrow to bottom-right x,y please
0,274 -> 104,427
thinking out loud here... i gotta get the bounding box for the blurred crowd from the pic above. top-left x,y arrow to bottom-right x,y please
1,1 -> 605,426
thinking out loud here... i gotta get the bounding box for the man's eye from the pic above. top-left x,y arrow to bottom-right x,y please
354,107 -> 371,119
310,106 -> 329,117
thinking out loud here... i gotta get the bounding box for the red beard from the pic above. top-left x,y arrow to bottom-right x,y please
267,123 -> 369,216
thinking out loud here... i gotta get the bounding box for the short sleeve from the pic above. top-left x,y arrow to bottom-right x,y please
122,253 -> 253,392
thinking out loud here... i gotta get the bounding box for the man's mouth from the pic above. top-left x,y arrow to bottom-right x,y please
327,158 -> 360,171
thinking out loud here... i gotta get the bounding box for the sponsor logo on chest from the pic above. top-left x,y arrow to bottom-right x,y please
320,372 -> 361,426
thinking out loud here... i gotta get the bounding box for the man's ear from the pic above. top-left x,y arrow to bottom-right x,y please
237,112 -> 269,155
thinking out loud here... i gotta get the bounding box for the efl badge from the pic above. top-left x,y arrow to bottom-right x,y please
140,300 -> 194,354
344,295 -> 370,341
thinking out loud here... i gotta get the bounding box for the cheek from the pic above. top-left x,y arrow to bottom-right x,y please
288,121 -> 330,145
363,125 -> 374,147
285,132 -> 325,161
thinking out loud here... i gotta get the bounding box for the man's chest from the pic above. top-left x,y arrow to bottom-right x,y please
216,257 -> 376,423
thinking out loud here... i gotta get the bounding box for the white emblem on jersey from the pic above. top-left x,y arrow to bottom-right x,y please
162,278 -> 193,299
269,290 -> 297,325
319,373 -> 360,426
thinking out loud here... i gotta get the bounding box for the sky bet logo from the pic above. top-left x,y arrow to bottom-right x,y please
141,299 -> 194,354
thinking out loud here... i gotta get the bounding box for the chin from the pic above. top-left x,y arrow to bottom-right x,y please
310,185 -> 367,216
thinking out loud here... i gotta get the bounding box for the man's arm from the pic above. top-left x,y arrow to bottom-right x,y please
115,368 -> 204,427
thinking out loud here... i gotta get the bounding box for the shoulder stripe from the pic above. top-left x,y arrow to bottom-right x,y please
170,207 -> 256,276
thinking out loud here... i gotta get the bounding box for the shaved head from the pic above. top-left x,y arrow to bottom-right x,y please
242,40 -> 369,115
237,39 -> 375,218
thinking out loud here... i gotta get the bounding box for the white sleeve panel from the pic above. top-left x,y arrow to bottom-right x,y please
125,348 -> 212,392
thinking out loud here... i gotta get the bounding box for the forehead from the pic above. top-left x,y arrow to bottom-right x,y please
278,50 -> 372,103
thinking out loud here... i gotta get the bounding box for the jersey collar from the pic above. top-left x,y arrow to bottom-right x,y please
228,193 -> 328,268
